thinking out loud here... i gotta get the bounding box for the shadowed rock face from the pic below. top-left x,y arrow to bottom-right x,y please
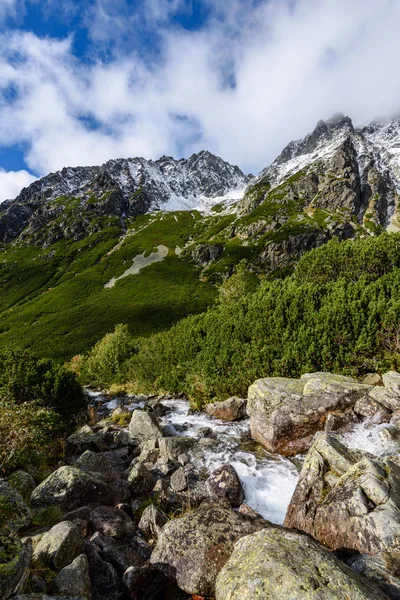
215,527 -> 390,600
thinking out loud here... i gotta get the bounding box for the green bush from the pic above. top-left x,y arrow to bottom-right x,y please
0,349 -> 86,419
81,324 -> 135,388
0,398 -> 63,475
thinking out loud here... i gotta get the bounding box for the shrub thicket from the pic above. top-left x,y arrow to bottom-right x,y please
0,349 -> 86,418
80,324 -> 135,388
83,233 -> 400,407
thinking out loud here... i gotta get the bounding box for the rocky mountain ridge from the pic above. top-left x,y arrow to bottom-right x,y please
0,151 -> 250,244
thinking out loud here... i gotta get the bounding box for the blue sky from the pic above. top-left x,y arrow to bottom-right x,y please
0,0 -> 400,201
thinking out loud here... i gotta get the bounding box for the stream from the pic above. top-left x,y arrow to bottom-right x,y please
92,392 -> 390,525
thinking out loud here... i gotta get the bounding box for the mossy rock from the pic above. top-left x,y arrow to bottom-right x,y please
0,479 -> 31,534
0,535 -> 32,600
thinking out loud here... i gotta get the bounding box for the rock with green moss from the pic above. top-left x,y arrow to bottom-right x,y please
67,425 -> 107,453
0,535 -> 32,600
215,527 -> 390,599
7,471 -> 36,502
247,373 -> 371,456
0,479 -> 31,534
127,463 -> 153,496
205,397 -> 247,421
74,451 -> 117,483
33,521 -> 85,570
382,371 -> 400,395
30,466 -> 125,512
54,553 -> 92,599
150,504 -> 265,596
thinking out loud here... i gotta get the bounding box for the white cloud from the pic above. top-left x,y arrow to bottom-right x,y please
1,0 -> 400,202
0,169 -> 36,203
0,0 -> 23,21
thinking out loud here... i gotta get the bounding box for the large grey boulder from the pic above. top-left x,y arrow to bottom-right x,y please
150,504 -> 265,596
33,521 -> 85,570
89,531 -> 144,573
0,478 -> 31,534
54,554 -> 92,599
247,373 -> 371,455
84,540 -> 121,600
285,434 -> 400,555
369,386 -> 400,412
30,466 -> 127,511
215,527 -> 390,600
128,410 -> 162,444
205,397 -> 247,421
138,504 -> 168,540
348,551 -> 400,600
0,536 -> 32,600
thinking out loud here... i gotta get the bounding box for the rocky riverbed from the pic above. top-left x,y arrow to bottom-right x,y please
2,371 -> 400,600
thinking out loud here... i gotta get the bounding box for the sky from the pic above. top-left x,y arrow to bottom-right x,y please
0,0 -> 400,202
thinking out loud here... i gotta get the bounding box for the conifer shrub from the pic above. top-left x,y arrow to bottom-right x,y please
0,349 -> 86,419
80,323 -> 135,388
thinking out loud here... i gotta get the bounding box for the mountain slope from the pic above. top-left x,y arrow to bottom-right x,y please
2,115 -> 400,359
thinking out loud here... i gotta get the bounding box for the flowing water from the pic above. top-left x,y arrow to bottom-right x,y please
94,392 -> 299,525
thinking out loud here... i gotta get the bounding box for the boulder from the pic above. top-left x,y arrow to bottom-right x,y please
247,373 -> 371,455
353,397 -> 391,423
129,410 -> 163,444
347,550 -> 400,600
285,432 -> 400,555
127,463 -> 153,496
138,504 -> 168,540
89,531 -> 144,573
159,437 -> 195,461
0,478 -> 31,534
30,466 -> 127,511
369,386 -> 400,412
74,450 -> 117,482
382,371 -> 400,395
84,541 -> 121,600
284,433 -> 362,534
150,504 -> 265,596
54,554 -> 92,599
312,457 -> 400,554
33,521 -> 85,570
205,397 -> 247,421
7,471 -> 36,501
206,464 -> 244,507
0,536 -> 32,600
215,527 -> 390,600
89,505 -> 135,539
123,564 -> 190,600
362,373 -> 383,386
170,467 -> 187,492
67,425 -> 107,453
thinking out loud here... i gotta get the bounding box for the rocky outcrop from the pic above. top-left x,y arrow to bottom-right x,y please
215,527 -> 390,600
150,504 -> 265,596
247,372 -> 371,455
191,243 -> 223,266
285,433 -> 400,555
205,397 -> 247,421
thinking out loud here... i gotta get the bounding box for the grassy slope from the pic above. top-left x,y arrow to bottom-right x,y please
0,211 -> 217,359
